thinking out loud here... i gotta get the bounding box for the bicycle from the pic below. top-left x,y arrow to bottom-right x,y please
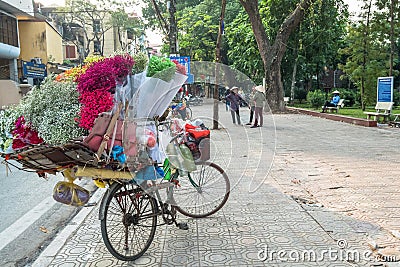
1,119 -> 229,262
99,127 -> 230,261
185,94 -> 204,106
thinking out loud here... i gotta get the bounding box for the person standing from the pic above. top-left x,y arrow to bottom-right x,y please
251,85 -> 266,128
225,88 -> 231,111
246,86 -> 256,125
226,86 -> 243,125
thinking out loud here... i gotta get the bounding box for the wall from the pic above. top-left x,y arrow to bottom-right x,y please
0,80 -> 21,108
17,21 -> 63,64
45,23 -> 63,64
18,21 -> 47,62
102,27 -> 117,56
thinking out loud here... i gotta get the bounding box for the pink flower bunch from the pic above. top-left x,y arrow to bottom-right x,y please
77,54 -> 135,94
172,60 -> 187,75
12,116 -> 44,149
76,54 -> 135,130
78,90 -> 114,130
108,54 -> 135,81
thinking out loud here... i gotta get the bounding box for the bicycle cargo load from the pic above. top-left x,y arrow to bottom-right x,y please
184,123 -> 210,161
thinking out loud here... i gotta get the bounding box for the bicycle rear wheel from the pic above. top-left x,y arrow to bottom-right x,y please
173,161 -> 230,218
100,182 -> 157,261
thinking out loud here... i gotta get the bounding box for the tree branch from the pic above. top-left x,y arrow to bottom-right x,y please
150,0 -> 169,36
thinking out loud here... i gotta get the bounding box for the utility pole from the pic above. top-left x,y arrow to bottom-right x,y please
213,0 -> 226,129
168,0 -> 178,56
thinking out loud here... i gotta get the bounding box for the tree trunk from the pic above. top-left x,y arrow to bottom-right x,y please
389,0 -> 396,76
362,0 -> 373,111
240,0 -> 315,112
290,54 -> 298,105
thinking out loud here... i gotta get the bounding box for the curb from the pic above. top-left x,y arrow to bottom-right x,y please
287,107 -> 378,127
30,187 -> 106,267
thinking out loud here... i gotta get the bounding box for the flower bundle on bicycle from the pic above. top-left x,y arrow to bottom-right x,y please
0,54 -> 230,261
0,54 -> 188,204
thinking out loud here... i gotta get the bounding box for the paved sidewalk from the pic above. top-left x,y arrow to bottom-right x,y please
31,101 -> 399,266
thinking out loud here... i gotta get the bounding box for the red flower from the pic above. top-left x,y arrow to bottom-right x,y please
11,116 -> 44,149
172,60 -> 187,75
78,90 -> 114,130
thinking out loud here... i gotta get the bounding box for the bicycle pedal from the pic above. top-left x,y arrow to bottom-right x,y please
176,222 -> 189,230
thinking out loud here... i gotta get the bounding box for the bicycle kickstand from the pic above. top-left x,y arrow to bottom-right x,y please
176,221 -> 189,230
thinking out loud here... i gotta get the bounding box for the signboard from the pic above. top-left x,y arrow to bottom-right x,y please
170,56 -> 193,84
186,73 -> 194,84
377,76 -> 393,102
22,61 -> 47,79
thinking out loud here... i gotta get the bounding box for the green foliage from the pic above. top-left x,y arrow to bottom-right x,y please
176,0 -> 241,62
178,11 -> 218,61
339,0 -> 400,107
226,0 -> 348,93
226,12 -> 264,83
0,106 -> 22,152
142,0 -> 202,32
19,77 -> 85,145
147,56 -> 176,81
294,88 -> 308,103
394,91 -> 400,106
132,52 -> 148,74
63,59 -> 73,66
334,88 -> 358,107
111,9 -> 144,51
307,90 -> 325,108
339,23 -> 388,106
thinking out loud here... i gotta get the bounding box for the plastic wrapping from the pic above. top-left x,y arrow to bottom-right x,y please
134,165 -> 163,185
52,181 -> 90,207
166,143 -> 196,172
130,72 -> 188,119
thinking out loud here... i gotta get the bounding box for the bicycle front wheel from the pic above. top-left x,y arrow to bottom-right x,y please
100,182 -> 157,261
173,161 -> 230,218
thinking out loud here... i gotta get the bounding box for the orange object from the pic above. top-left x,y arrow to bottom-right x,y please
185,124 -> 210,139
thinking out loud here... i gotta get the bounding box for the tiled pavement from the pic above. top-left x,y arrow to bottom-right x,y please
31,101 -> 400,266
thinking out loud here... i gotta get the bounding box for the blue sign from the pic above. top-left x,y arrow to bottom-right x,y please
22,61 -> 47,79
186,73 -> 194,84
170,56 -> 194,84
377,77 -> 393,102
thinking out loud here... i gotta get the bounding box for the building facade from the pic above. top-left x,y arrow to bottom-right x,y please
0,0 -> 35,107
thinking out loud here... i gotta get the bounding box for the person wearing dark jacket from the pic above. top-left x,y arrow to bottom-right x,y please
226,86 -> 245,125
225,88 -> 231,111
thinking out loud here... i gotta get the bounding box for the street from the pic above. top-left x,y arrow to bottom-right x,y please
0,164 -> 95,267
2,100 -> 394,266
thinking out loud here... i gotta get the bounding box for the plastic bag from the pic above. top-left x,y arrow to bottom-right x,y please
166,143 -> 196,172
53,181 -> 90,207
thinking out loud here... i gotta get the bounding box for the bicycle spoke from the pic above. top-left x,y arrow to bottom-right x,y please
173,162 -> 230,218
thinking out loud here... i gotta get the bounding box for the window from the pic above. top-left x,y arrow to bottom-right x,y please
0,13 -> 18,47
93,20 -> 101,33
93,41 -> 101,53
65,45 -> 76,59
